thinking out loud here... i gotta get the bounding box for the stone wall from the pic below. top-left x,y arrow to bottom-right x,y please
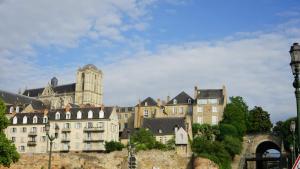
0,150 -> 192,169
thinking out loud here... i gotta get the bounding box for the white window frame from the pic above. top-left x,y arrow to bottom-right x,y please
173,99 -> 177,105
99,110 -> 104,118
197,99 -> 207,105
23,116 -> 27,124
33,116 -> 37,124
55,112 -> 60,120
66,112 -> 71,119
88,110 -> 93,119
43,116 -> 48,123
13,116 -> 17,124
77,111 -> 82,119
197,106 -> 203,113
212,106 -> 217,113
144,109 -> 149,117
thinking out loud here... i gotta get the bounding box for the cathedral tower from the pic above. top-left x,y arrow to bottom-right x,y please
75,64 -> 103,106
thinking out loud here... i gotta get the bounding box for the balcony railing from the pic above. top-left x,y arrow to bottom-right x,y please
83,127 -> 104,132
83,137 -> 104,142
27,140 -> 37,146
61,138 -> 71,142
61,128 -> 71,132
28,131 -> 37,136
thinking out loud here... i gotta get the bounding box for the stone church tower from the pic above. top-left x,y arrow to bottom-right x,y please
75,64 -> 103,106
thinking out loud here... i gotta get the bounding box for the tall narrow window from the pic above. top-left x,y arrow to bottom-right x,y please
55,112 -> 60,120
10,106 -> 14,113
173,99 -> 177,104
144,109 -> 149,117
212,106 -> 217,113
16,106 -> 20,113
88,110 -> 93,119
82,73 -> 85,91
23,116 -> 27,124
13,116 -> 17,124
99,110 -> 104,118
66,112 -> 71,119
43,116 -> 48,123
77,111 -> 82,119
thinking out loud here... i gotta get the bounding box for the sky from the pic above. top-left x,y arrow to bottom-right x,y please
0,0 -> 300,122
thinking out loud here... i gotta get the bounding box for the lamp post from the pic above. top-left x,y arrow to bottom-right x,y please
45,123 -> 58,169
290,43 -> 300,154
291,120 -> 296,165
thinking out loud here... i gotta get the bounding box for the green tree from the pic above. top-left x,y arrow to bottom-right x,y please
192,123 -> 219,141
130,128 -> 156,150
221,96 -> 248,137
218,123 -> 239,140
273,117 -> 297,150
223,136 -> 242,159
247,106 -> 273,133
0,99 -> 20,167
104,141 -> 124,153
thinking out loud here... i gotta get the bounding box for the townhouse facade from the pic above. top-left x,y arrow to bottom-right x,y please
5,107 -> 119,153
116,106 -> 135,133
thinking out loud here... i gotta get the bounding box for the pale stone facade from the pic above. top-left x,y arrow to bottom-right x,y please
116,107 -> 135,133
5,107 -> 119,153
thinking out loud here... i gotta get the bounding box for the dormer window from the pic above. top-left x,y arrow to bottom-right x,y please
55,112 -> 60,120
188,98 -> 191,104
23,116 -> 27,124
145,102 -> 148,106
66,112 -> 71,119
33,116 -> 37,124
158,129 -> 162,133
16,106 -> 20,113
77,111 -> 82,119
88,110 -> 93,119
173,99 -> 177,105
13,116 -> 17,124
43,116 -> 48,123
99,110 -> 104,118
10,106 -> 14,113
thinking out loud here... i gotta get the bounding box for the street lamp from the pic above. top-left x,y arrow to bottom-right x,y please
45,123 -> 58,169
290,42 -> 300,153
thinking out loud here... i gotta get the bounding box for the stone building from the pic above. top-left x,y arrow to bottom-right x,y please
5,106 -> 119,153
116,106 -> 135,133
164,91 -> 194,118
22,64 -> 103,109
192,85 -> 227,125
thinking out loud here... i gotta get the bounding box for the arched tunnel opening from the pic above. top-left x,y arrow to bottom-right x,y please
256,141 -> 281,169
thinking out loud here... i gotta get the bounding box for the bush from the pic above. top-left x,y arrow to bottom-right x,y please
223,136 -> 242,159
218,123 -> 239,140
105,141 -> 124,153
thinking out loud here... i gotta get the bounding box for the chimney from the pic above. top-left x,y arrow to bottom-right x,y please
65,104 -> 71,112
44,109 -> 49,116
101,104 -> 105,110
194,86 -> 198,99
167,96 -> 170,102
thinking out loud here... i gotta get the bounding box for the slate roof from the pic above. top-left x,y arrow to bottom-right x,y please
142,117 -> 185,135
166,91 -> 194,105
22,83 -> 76,97
197,89 -> 224,104
48,107 -> 114,121
10,107 -> 114,125
0,90 -> 45,109
136,97 -> 158,107
116,107 -> 135,113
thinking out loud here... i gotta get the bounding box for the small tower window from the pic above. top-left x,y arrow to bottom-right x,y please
33,116 -> 37,124
55,112 -> 60,120
23,116 -> 27,124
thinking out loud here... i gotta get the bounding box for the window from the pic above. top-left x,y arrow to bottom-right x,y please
212,106 -> 217,113
12,127 -> 17,133
19,146 -> 25,152
197,107 -> 203,113
42,136 -> 47,142
16,106 -> 20,113
124,123 -> 128,129
31,127 -> 37,132
212,116 -> 218,125
88,110 -> 93,119
125,114 -> 128,118
43,116 -> 48,123
64,123 -> 70,129
144,109 -> 149,117
197,99 -> 207,105
66,112 -> 71,119
158,129 -> 162,133
99,110 -> 104,118
179,107 -> 184,114
87,122 -> 93,128
11,137 -> 16,142
23,116 -> 27,124
22,127 -> 27,133
55,112 -> 60,120
10,106 -> 14,113
75,122 -> 81,129
145,102 -> 148,106
97,122 -> 104,128
33,116 -> 37,124
77,111 -> 82,119
188,98 -> 192,104
197,116 -> 203,124
208,99 -> 218,104
172,107 -> 177,114
173,99 -> 177,105
13,116 -> 17,124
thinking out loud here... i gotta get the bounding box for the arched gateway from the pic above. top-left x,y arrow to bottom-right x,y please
242,134 -> 286,169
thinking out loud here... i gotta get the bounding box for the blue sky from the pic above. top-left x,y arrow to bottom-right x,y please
0,0 -> 300,122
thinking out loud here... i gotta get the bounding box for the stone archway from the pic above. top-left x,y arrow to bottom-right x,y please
255,140 -> 281,169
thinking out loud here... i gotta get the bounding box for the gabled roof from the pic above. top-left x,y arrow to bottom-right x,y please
116,107 -> 135,113
136,97 -> 158,107
142,117 -> 185,135
22,83 -> 76,97
10,107 -> 114,125
0,90 -> 45,109
166,91 -> 194,105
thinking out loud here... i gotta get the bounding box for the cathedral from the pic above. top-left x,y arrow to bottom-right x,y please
22,64 -> 103,109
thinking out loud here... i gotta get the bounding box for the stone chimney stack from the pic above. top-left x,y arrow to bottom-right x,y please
194,86 -> 198,99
